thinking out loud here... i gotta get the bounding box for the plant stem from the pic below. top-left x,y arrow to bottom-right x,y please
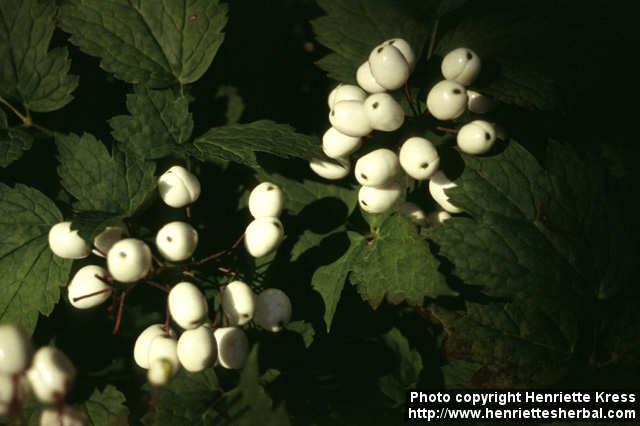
427,18 -> 440,60
144,280 -> 169,293
0,96 -> 27,123
436,126 -> 458,134
403,84 -> 420,117
72,288 -> 113,303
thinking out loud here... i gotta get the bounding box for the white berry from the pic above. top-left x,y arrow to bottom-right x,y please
67,265 -> 111,309
254,289 -> 292,332
158,165 -> 201,208
155,221 -> 198,262
147,359 -> 174,386
213,327 -> 249,370
92,223 -> 128,257
441,47 -> 481,86
244,217 -> 284,258
329,100 -> 372,137
133,324 -> 175,369
358,182 -> 402,213
426,80 -> 468,120
456,120 -> 496,155
27,346 -> 76,404
147,335 -> 180,380
426,210 -> 452,226
354,148 -> 399,187
356,61 -> 385,93
48,222 -> 90,260
177,324 -> 217,372
40,406 -> 86,426
0,375 -> 14,416
106,238 -> 152,283
399,137 -> 440,180
385,38 -> 415,70
368,44 -> 410,90
322,127 -> 361,159
428,171 -> 463,213
363,93 -> 405,132
466,90 -> 495,114
0,324 -> 32,375
248,182 -> 284,218
396,202 -> 427,226
221,281 -> 256,326
168,282 -> 208,330
309,157 -> 350,180
327,84 -> 366,108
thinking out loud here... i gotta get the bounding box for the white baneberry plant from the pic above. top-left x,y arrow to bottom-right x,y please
0,0 -> 633,424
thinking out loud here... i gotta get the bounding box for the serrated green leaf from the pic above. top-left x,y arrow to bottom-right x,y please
378,328 -> 423,406
441,359 -> 482,388
215,85 -> 244,125
82,385 -> 129,426
0,0 -> 78,112
142,370 -> 221,426
191,120 -> 324,169
0,184 -> 72,332
432,301 -> 575,387
284,320 -> 315,348
0,126 -> 33,167
311,231 -> 364,332
109,86 -> 193,159
60,0 -> 228,87
56,133 -> 156,239
226,346 -> 291,426
350,215 -> 455,309
427,140 -> 630,386
312,0 -> 431,82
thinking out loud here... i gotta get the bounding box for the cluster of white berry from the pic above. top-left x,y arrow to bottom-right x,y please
308,39 -> 500,221
0,324 -> 86,425
46,166 -> 293,387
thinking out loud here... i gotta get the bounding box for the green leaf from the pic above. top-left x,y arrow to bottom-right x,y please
311,231 -> 364,332
0,184 -> 72,332
191,120 -> 324,170
378,328 -> 423,406
284,320 -> 315,348
598,297 -> 640,368
226,346 -> 291,426
215,85 -> 244,125
427,140 -> 630,386
56,133 -> 156,239
142,370 -> 222,425
109,86 -> 193,159
0,126 -> 33,167
0,0 -> 78,112
312,0 -> 431,82
432,301 -> 575,387
441,360 -> 482,388
351,214 -> 455,309
82,385 -> 129,426
60,0 -> 228,87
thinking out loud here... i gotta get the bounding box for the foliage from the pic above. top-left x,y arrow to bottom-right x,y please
0,0 -> 637,424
